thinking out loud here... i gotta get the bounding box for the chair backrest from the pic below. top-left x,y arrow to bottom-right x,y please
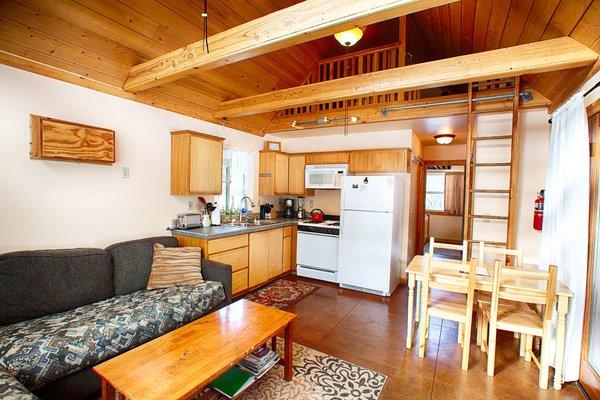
477,241 -> 524,268
489,260 -> 558,323
429,237 -> 468,262
421,254 -> 477,308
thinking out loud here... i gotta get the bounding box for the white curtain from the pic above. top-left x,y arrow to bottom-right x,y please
539,92 -> 589,381
220,149 -> 254,212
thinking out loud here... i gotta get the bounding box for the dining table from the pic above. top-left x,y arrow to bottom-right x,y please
404,255 -> 574,390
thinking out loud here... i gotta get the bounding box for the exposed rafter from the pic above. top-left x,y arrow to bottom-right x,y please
216,37 -> 598,119
263,87 -> 550,133
123,0 -> 457,92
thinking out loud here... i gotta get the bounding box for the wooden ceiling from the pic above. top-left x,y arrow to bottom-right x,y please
408,0 -> 600,110
0,0 -> 598,136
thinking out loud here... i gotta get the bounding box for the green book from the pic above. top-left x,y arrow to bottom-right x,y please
210,366 -> 255,398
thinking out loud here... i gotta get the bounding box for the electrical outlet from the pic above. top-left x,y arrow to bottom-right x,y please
121,167 -> 129,178
187,200 -> 194,211
309,200 -> 314,208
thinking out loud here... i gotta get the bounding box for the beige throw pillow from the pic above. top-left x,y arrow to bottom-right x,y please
147,244 -> 203,289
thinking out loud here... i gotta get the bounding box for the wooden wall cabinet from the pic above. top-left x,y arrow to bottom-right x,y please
288,154 -> 307,195
30,115 -> 115,164
259,151 -> 289,195
171,130 -> 223,195
304,151 -> 350,165
348,149 -> 411,173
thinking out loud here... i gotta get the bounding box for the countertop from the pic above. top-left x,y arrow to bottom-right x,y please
170,218 -> 302,240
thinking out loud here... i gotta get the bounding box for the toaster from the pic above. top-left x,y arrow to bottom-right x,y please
178,213 -> 202,229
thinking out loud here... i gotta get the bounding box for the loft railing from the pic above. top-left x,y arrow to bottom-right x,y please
280,43 -> 420,117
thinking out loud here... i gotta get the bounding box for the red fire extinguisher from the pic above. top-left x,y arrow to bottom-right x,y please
533,190 -> 544,231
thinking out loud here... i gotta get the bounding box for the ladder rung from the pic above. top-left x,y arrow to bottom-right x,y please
474,135 -> 512,141
473,162 -> 512,167
470,189 -> 510,194
468,239 -> 507,246
470,214 -> 509,220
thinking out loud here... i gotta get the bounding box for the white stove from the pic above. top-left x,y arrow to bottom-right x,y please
296,218 -> 340,283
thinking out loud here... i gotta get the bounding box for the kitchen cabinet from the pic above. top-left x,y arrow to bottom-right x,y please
349,148 -> 411,173
283,228 -> 292,272
30,115 -> 115,165
259,151 -> 289,195
288,154 -> 307,195
171,130 -> 224,195
304,151 -> 350,165
267,229 -> 283,279
249,228 -> 284,285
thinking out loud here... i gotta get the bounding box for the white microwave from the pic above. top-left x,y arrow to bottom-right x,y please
305,164 -> 348,189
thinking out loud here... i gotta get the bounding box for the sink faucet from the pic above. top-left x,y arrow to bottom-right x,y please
239,196 -> 256,222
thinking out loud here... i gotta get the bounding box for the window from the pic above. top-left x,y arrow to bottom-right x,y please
219,149 -> 254,212
426,172 -> 445,211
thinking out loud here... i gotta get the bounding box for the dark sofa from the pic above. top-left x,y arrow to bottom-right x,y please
0,236 -> 232,400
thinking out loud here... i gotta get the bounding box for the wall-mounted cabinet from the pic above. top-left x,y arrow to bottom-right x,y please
30,115 -> 115,164
259,151 -> 289,195
348,148 -> 411,173
171,130 -> 223,195
304,151 -> 350,165
288,154 -> 308,195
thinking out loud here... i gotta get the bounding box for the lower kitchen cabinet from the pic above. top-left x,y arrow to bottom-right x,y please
173,225 -> 292,296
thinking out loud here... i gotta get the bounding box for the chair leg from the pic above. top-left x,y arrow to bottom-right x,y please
524,335 -> 533,362
476,306 -> 482,346
481,315 -> 489,353
539,332 -> 550,389
415,282 -> 421,323
418,315 -> 428,358
461,319 -> 473,371
458,323 -> 464,345
486,324 -> 497,376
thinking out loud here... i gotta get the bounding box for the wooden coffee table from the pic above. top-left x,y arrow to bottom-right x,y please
93,299 -> 296,400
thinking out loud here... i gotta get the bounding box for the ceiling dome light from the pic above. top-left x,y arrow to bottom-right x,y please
434,134 -> 455,145
334,28 -> 363,47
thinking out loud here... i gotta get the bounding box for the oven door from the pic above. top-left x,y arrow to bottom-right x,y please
296,231 -> 339,272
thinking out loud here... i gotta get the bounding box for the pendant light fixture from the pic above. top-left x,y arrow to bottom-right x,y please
334,28 -> 364,47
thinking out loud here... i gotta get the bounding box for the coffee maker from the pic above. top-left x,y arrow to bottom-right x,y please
282,198 -> 295,219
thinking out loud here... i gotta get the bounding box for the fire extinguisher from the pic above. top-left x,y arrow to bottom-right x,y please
533,190 -> 544,231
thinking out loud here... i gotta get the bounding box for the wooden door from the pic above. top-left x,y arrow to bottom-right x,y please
249,231 -> 270,287
189,134 -> 223,194
282,235 -> 292,272
414,157 -> 426,254
274,153 -> 289,194
268,228 -> 283,278
582,111 -> 600,399
288,155 -> 306,195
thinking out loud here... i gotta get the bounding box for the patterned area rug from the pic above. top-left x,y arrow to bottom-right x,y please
197,340 -> 387,400
243,278 -> 320,309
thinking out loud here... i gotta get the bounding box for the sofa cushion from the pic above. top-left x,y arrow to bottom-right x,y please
0,248 -> 114,325
0,366 -> 38,400
106,236 -> 178,295
0,281 -> 225,390
147,244 -> 203,289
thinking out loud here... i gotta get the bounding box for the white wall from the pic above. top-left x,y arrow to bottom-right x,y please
0,65 -> 263,252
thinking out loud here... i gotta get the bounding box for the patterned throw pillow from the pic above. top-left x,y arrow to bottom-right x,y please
146,244 -> 203,289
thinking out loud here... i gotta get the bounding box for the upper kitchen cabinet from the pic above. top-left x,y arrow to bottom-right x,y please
259,151 -> 289,195
305,151 -> 350,165
349,149 -> 411,173
288,154 -> 307,195
171,130 -> 224,195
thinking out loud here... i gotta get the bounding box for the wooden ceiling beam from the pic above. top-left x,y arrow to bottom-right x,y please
263,86 -> 550,133
123,0 -> 457,92
216,37 -> 598,118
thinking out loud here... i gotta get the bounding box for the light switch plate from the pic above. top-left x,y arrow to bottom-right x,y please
121,167 -> 129,178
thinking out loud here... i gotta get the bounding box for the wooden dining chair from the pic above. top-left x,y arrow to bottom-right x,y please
475,241 -> 525,347
479,261 -> 558,389
418,254 -> 477,371
418,237 -> 469,336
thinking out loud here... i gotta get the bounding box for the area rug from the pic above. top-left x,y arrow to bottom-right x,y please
244,278 -> 320,309
198,340 -> 387,400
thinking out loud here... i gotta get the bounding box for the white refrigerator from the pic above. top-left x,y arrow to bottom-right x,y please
338,175 -> 404,296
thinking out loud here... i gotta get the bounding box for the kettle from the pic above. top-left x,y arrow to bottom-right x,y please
310,208 -> 325,223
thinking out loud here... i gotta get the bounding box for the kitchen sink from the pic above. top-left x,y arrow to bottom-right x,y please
226,220 -> 280,227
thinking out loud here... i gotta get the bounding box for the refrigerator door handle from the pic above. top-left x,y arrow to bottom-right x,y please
339,211 -> 344,238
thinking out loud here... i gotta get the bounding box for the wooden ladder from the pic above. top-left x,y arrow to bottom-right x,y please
463,77 -> 521,253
